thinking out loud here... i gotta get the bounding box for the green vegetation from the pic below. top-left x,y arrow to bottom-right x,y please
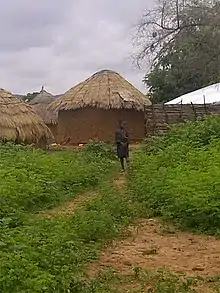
129,115 -> 220,234
1,118 -> 220,292
0,142 -> 140,292
134,0 -> 220,103
0,185 -> 134,293
0,142 -> 122,292
0,142 -> 115,221
84,140 -> 116,160
80,268 -> 220,292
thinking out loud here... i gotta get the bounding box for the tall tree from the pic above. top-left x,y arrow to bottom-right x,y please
134,0 -> 220,103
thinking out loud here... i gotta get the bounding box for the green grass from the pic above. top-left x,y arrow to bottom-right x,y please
0,182 -> 137,292
129,115 -> 220,235
77,268 -> 220,292
2,116 -> 220,292
0,142 -> 137,292
0,142 -> 116,220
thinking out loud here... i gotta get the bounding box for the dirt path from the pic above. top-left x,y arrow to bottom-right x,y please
88,218 -> 220,277
40,170 -> 220,291
40,172 -> 125,218
113,173 -> 126,189
40,190 -> 98,218
86,172 -> 220,292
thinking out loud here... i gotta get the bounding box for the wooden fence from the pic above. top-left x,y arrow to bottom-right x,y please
144,103 -> 220,135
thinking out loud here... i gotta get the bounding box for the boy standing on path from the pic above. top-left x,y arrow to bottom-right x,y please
115,120 -> 130,172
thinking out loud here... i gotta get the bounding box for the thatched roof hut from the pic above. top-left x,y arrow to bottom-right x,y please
51,69 -> 151,112
0,88 -> 53,147
50,69 -> 151,145
29,87 -> 58,141
29,87 -> 57,125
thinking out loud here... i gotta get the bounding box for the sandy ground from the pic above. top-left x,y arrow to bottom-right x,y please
87,173 -> 220,293
88,218 -> 220,278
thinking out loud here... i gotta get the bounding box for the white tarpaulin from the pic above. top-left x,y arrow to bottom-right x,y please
166,83 -> 220,105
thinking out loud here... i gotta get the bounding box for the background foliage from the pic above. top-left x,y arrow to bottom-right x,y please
129,115 -> 220,234
134,0 -> 220,102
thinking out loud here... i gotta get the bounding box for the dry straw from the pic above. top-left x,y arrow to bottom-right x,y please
50,69 -> 151,112
29,88 -> 58,125
0,88 -> 53,146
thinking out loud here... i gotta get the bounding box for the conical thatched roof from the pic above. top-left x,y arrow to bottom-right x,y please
29,87 -> 58,125
50,69 -> 151,112
0,88 -> 53,145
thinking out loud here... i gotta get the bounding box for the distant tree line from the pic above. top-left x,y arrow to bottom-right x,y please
25,92 -> 39,102
17,92 -> 39,102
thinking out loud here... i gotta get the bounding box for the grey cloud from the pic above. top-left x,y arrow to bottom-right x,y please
0,0 -> 151,94
0,29 -> 53,52
0,0 -> 72,52
0,1 -> 71,28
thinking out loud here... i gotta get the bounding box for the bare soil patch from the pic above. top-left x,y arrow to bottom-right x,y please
113,173 -> 126,189
88,218 -> 220,278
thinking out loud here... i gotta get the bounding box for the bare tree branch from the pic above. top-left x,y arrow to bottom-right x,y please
133,0 -> 220,68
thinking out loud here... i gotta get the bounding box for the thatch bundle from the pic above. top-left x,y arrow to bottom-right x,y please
50,69 -> 151,112
29,88 -> 58,125
0,88 -> 53,146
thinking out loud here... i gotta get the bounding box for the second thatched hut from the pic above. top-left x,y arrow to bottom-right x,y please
50,69 -> 151,145
29,87 -> 58,140
0,88 -> 53,148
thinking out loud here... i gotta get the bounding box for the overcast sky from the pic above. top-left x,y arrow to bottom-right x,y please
0,1 -> 150,95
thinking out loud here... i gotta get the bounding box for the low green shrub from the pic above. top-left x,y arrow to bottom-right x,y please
80,268 -> 217,293
0,143 -> 115,220
0,182 -> 135,292
83,141 -> 116,160
0,142 -> 124,292
145,115 -> 220,154
129,115 -> 220,234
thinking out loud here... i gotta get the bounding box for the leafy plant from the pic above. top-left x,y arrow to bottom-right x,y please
145,115 -> 220,154
0,143 -> 129,292
0,143 -> 115,220
130,115 -> 220,234
83,141 -> 116,160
